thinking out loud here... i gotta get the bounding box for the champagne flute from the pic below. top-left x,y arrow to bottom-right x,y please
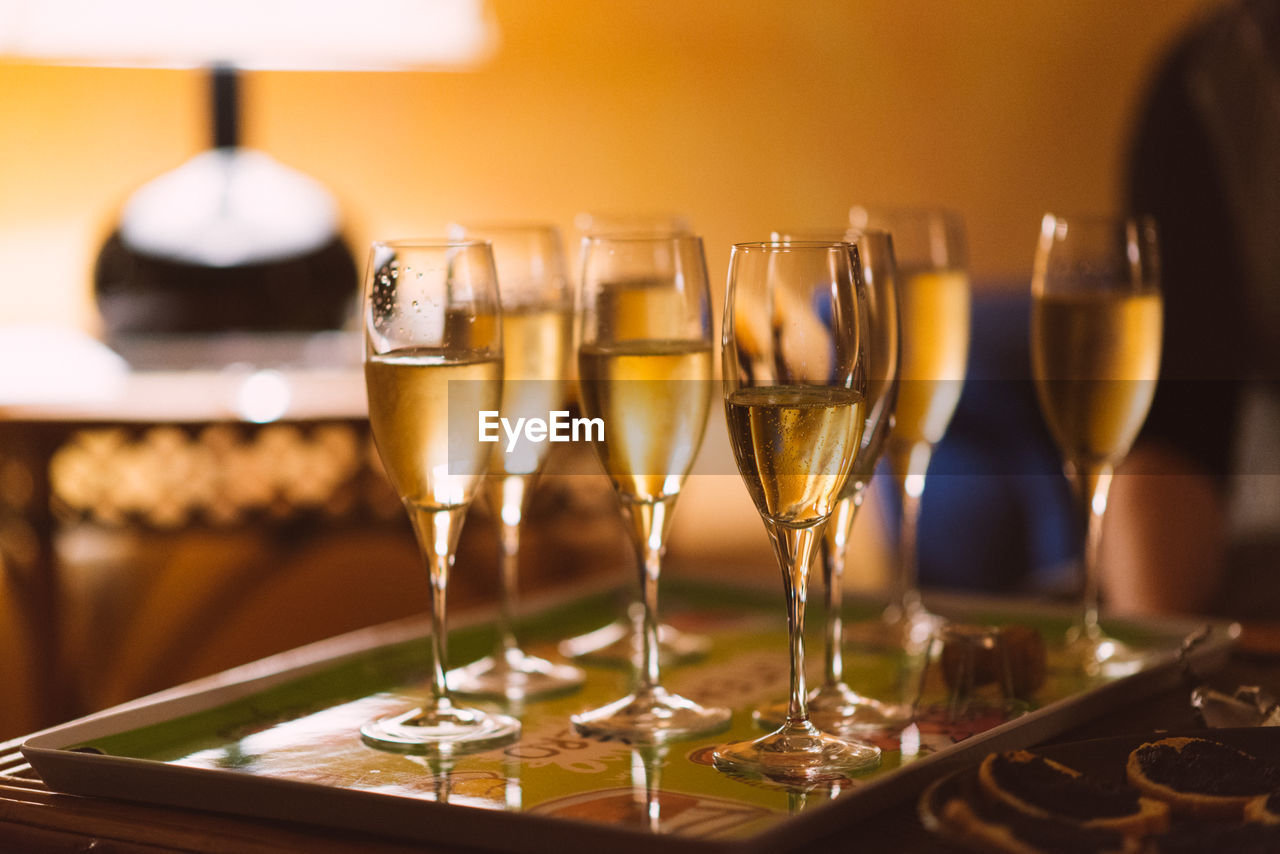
1030,213 -> 1161,676
755,229 -> 905,733
446,224 -> 585,700
852,206 -> 970,651
558,212 -> 710,668
570,234 -> 731,743
714,241 -> 881,781
361,239 -> 519,753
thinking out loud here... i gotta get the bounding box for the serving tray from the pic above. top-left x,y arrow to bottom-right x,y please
23,581 -> 1235,853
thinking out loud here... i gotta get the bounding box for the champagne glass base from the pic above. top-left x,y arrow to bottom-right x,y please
571,686 -> 730,745
713,721 -> 881,785
753,683 -> 911,735
361,704 -> 520,755
557,617 -> 711,669
449,649 -> 586,701
1063,625 -> 1148,678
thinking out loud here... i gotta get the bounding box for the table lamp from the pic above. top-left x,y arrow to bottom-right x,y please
0,0 -> 497,361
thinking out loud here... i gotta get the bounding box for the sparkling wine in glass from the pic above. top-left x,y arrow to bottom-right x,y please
361,239 -> 519,754
445,225 -> 585,701
569,234 -> 731,743
754,229 -> 906,734
1030,213 -> 1162,676
852,206 -> 970,652
713,241 -> 881,783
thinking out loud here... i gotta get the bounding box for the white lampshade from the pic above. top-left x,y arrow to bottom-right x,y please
0,0 -> 497,70
120,149 -> 340,267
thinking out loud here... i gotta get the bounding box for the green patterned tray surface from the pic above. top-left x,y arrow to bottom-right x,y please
30,580 -> 1213,851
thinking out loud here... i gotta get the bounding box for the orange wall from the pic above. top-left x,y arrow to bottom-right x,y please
0,0 -> 1211,331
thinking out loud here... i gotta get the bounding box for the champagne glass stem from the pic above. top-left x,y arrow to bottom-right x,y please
625,496 -> 674,693
767,521 -> 824,726
452,473 -> 583,701
892,480 -> 923,619
431,759 -> 454,804
631,746 -> 666,833
1071,464 -> 1114,641
888,441 -> 931,622
641,551 -> 661,692
407,503 -> 468,715
494,475 -> 527,663
571,491 -> 727,742
821,491 -> 861,689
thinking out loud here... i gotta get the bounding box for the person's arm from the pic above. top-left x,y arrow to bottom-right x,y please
1102,442 -> 1227,615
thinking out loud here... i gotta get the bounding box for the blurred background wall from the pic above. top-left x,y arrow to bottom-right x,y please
0,0 -> 1212,329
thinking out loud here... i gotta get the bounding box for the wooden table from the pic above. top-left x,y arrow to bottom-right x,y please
0,627 -> 1273,853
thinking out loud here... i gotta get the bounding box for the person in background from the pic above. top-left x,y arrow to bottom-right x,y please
1105,0 -> 1280,618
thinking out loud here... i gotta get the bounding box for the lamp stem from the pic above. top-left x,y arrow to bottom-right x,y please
212,64 -> 240,149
